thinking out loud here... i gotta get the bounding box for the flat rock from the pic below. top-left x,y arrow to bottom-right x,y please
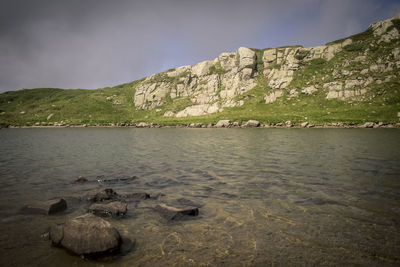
87,188 -> 117,202
155,203 -> 199,220
20,198 -> 67,215
119,192 -> 150,202
50,213 -> 121,256
98,176 -> 137,184
89,201 -> 127,217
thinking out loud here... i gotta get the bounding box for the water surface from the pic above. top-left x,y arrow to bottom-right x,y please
0,128 -> 399,266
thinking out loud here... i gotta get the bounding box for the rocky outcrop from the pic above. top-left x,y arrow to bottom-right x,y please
131,13 -> 400,116
133,46 -> 257,116
50,213 -> 121,256
265,90 -> 283,104
176,103 -> 219,117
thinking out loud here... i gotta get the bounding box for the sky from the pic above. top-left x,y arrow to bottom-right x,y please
0,0 -> 399,92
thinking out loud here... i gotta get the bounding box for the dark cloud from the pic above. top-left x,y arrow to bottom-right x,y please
0,0 -> 399,92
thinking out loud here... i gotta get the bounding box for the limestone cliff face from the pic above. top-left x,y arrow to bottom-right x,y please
133,47 -> 256,117
133,13 -> 400,117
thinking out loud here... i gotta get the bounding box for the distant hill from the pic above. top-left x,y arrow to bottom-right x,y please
1,13 -> 400,127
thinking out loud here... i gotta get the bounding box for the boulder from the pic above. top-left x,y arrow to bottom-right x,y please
155,203 -> 199,220
215,120 -> 231,128
300,122 -> 309,128
361,122 -> 375,128
301,85 -> 318,95
87,188 -> 117,202
136,122 -> 150,128
237,47 -> 256,70
21,198 -> 67,215
244,120 -> 260,127
89,201 -> 127,217
50,213 -> 121,256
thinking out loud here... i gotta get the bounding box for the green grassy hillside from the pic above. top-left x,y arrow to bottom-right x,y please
1,17 -> 400,127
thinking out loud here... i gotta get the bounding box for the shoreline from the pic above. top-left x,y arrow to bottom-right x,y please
2,122 -> 400,129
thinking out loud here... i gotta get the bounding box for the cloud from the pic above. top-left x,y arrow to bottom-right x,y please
0,0 -> 399,92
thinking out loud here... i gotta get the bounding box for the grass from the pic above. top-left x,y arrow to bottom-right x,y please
294,50 -> 310,60
209,62 -> 229,75
326,27 -> 373,45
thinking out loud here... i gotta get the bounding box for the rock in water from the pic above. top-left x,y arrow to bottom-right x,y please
119,192 -> 150,202
20,198 -> 67,215
87,188 -> 117,202
89,202 -> 127,217
50,213 -> 121,256
155,203 -> 199,220
75,176 -> 88,182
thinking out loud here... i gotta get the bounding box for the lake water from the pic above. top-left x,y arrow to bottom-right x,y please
0,128 -> 399,266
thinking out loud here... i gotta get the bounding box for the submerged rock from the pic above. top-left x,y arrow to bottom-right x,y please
75,176 -> 88,183
50,213 -> 121,256
174,198 -> 203,208
87,188 -> 117,202
99,176 -> 137,184
89,201 -> 127,217
119,192 -> 150,202
155,203 -> 199,220
20,198 -> 67,215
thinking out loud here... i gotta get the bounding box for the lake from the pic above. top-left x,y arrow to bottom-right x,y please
0,128 -> 399,266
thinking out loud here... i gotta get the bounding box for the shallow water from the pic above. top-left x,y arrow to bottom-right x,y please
0,128 -> 399,266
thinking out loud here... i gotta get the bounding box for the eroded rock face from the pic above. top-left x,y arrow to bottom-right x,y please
50,213 -> 121,256
131,13 -> 399,112
133,46 -> 257,115
237,47 -> 256,70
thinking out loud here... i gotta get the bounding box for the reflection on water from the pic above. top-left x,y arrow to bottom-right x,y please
0,128 -> 399,266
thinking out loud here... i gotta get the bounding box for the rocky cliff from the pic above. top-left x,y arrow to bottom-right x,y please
133,13 -> 400,118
